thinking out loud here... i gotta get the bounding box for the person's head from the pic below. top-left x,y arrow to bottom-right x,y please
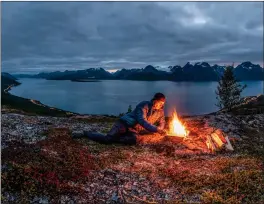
151,93 -> 166,110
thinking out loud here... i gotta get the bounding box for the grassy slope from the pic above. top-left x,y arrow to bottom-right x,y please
1,92 -> 74,117
1,118 -> 264,203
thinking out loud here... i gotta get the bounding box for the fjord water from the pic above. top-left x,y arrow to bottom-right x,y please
10,79 -> 263,116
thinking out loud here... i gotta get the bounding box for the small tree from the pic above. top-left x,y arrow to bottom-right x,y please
215,65 -> 246,111
119,105 -> 132,116
127,105 -> 132,113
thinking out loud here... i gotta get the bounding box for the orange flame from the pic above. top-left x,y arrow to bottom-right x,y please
169,110 -> 189,137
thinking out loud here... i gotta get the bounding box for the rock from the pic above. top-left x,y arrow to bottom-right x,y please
241,120 -> 247,125
111,192 -> 119,202
248,120 -> 255,125
32,196 -> 49,204
9,131 -> 18,136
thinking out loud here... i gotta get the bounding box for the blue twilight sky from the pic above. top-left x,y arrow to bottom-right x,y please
1,2 -> 263,74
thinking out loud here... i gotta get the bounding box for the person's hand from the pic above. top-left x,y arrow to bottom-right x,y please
157,127 -> 167,135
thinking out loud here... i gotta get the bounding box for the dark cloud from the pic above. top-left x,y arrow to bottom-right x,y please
1,2 -> 263,73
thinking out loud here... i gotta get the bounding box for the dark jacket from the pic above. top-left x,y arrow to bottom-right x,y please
120,101 -> 165,133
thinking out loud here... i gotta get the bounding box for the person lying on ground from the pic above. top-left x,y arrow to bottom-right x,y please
72,92 -> 167,145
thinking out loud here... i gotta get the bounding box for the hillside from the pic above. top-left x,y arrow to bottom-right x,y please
2,72 -> 18,80
1,74 -> 21,91
1,104 -> 264,203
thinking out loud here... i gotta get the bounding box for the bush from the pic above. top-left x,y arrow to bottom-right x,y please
118,105 -> 132,117
127,105 -> 132,113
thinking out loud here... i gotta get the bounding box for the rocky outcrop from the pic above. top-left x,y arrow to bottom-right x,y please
232,94 -> 264,115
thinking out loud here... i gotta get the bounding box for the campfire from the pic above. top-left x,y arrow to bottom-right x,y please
168,110 -> 189,138
137,109 -> 234,154
165,109 -> 234,153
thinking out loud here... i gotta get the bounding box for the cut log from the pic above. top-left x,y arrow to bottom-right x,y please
224,136 -> 234,151
213,129 -> 227,143
206,135 -> 217,153
210,133 -> 225,148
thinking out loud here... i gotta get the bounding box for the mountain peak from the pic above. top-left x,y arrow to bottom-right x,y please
143,65 -> 158,72
241,61 -> 253,66
192,62 -> 210,67
183,62 -> 195,70
201,62 -> 210,67
236,61 -> 261,70
186,62 -> 193,65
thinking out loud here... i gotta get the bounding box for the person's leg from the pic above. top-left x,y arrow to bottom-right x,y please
117,131 -> 137,145
83,120 -> 127,144
83,132 -> 112,144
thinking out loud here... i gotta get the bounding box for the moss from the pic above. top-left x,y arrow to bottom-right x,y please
1,128 -> 99,203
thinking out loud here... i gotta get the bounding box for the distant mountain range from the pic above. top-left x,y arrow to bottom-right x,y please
13,61 -> 264,81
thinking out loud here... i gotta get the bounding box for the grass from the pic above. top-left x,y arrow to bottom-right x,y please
2,125 -> 264,203
234,127 -> 264,159
1,128 -> 98,203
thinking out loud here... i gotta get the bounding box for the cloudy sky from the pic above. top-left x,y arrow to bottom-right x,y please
1,2 -> 263,73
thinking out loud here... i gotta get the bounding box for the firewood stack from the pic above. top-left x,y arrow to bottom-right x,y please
205,129 -> 234,153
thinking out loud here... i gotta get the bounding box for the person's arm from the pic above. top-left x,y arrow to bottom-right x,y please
157,111 -> 166,130
135,105 -> 158,133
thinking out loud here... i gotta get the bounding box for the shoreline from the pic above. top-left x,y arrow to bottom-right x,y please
2,82 -> 79,117
3,83 -> 121,118
4,84 -> 15,93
